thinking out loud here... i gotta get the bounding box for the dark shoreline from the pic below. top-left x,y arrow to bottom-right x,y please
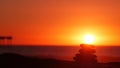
0,53 -> 120,68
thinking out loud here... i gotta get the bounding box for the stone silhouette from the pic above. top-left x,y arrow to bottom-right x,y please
73,44 -> 99,68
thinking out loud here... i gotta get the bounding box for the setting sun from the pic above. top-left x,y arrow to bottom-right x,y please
83,34 -> 94,44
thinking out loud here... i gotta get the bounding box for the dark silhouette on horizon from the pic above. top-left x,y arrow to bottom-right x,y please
73,44 -> 99,68
0,44 -> 120,68
0,36 -> 5,45
0,36 -> 12,45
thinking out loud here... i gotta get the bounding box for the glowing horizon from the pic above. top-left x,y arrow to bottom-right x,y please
0,0 -> 120,46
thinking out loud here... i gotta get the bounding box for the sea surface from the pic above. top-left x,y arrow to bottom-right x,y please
0,45 -> 120,62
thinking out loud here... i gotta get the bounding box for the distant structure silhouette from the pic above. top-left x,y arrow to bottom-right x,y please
0,36 -> 13,45
0,36 -> 5,45
73,44 -> 99,68
6,36 -> 12,45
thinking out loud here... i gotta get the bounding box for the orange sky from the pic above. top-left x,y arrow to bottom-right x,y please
0,0 -> 120,45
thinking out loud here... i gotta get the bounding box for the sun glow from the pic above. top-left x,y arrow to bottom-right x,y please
83,34 -> 94,44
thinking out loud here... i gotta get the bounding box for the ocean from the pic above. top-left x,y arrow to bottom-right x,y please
0,45 -> 120,62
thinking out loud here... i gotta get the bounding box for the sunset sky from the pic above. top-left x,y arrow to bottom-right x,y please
0,0 -> 120,45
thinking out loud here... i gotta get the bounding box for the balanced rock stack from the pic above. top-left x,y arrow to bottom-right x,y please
73,44 -> 99,68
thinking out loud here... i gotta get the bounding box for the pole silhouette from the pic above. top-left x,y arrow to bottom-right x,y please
6,36 -> 12,45
0,36 -> 13,46
0,36 -> 5,45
